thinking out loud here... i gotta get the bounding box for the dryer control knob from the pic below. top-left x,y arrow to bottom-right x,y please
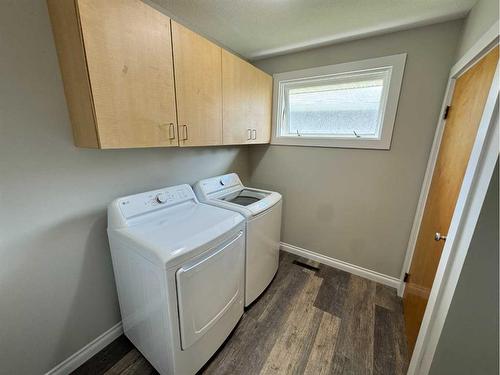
155,192 -> 167,204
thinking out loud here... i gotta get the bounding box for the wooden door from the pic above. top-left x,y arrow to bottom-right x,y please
171,21 -> 223,147
403,46 -> 499,352
222,50 -> 272,145
77,0 -> 178,148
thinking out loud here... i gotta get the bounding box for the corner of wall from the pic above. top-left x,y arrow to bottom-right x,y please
455,0 -> 500,61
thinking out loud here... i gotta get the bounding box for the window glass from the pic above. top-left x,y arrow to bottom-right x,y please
287,76 -> 385,137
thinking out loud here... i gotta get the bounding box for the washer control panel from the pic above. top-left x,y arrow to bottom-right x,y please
155,192 -> 168,204
198,173 -> 242,196
118,184 -> 195,219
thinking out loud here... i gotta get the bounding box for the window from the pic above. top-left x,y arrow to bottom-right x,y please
272,54 -> 406,149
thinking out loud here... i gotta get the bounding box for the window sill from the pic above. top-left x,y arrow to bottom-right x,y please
271,136 -> 391,149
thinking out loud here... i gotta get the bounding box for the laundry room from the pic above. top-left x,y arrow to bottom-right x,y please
1,0 -> 498,374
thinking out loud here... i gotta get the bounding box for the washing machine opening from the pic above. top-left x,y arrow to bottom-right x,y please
222,189 -> 270,206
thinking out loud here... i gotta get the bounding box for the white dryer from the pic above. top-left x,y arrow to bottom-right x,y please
194,173 -> 282,306
107,184 -> 245,375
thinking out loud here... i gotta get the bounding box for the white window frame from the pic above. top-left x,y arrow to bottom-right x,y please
271,54 -> 407,149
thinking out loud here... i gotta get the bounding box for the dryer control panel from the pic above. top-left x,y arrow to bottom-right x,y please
115,184 -> 196,222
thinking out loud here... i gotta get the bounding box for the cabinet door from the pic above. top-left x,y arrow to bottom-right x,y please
252,69 -> 273,143
171,21 -> 223,147
77,0 -> 178,148
222,50 -> 272,145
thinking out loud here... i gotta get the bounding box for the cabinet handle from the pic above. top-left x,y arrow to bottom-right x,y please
182,125 -> 188,141
168,123 -> 175,140
247,128 -> 252,140
252,129 -> 257,140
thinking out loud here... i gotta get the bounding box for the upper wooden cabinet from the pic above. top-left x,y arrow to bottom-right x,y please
47,0 -> 178,148
171,21 -> 223,147
222,51 -> 273,145
48,0 -> 272,149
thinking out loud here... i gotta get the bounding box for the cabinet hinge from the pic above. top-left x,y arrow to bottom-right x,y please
443,105 -> 451,120
404,272 -> 410,283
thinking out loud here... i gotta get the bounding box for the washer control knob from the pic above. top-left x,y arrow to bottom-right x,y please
155,192 -> 167,204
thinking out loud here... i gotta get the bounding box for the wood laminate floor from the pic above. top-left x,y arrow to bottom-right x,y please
73,252 -> 409,375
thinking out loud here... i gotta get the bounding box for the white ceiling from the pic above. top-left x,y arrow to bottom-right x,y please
148,0 -> 476,60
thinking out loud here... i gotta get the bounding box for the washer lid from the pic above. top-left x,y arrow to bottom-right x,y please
214,188 -> 282,217
112,201 -> 244,266
194,174 -> 282,217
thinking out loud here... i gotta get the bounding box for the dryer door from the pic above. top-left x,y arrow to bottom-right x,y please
176,230 -> 244,350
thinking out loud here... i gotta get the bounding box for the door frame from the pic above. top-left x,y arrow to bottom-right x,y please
401,21 -> 499,375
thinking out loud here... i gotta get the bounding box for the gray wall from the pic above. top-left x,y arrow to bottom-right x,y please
249,20 -> 463,278
456,0 -> 499,60
0,1 -> 249,374
429,161 -> 499,375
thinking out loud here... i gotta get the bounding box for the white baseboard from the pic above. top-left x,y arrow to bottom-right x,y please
280,242 -> 402,290
45,322 -> 123,375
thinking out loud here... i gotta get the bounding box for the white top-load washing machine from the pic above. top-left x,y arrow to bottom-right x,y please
107,184 -> 245,375
194,173 -> 282,306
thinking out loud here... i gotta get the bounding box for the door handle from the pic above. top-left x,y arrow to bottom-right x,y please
247,128 -> 252,140
182,125 -> 188,141
252,129 -> 257,140
168,123 -> 175,140
434,232 -> 447,241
